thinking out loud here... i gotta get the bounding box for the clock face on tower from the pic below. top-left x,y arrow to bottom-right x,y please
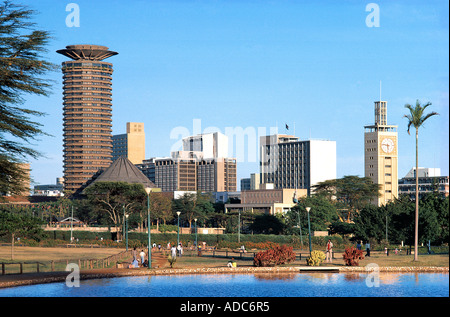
381,138 -> 395,153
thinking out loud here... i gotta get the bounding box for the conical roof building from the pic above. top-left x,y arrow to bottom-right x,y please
84,156 -> 157,191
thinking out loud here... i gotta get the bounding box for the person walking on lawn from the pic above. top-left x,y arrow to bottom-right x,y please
326,239 -> 333,263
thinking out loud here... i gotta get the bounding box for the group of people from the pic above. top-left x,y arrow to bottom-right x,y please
170,243 -> 184,259
324,239 -> 371,263
356,241 -> 372,257
130,247 -> 148,268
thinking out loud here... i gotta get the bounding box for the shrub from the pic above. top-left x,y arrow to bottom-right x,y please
253,244 -> 296,267
306,250 -> 326,266
343,247 -> 364,266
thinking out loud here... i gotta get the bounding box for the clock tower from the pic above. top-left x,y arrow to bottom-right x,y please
364,100 -> 398,206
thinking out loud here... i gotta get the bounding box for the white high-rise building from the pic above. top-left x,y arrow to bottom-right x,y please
138,131 -> 236,192
260,134 -> 336,195
182,132 -> 228,159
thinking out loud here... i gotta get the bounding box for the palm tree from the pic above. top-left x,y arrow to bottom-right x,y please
404,100 -> 439,261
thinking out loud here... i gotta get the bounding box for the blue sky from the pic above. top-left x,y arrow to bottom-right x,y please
17,0 -> 449,188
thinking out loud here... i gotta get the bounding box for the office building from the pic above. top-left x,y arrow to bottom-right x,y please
203,157 -> 237,192
137,132 -> 236,192
57,45 -> 118,192
225,188 -> 307,215
398,167 -> 449,200
154,157 -> 198,192
33,178 -> 64,197
241,178 -> 251,191
260,134 -> 336,195
139,156 -> 237,193
112,122 -> 145,164
182,132 -> 228,159
364,100 -> 399,206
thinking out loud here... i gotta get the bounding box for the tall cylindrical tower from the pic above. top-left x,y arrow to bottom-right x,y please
57,45 -> 118,192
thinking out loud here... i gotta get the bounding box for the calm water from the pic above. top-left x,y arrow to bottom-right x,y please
0,273 -> 448,297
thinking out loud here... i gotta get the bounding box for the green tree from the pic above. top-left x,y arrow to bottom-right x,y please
285,195 -> 339,235
313,176 -> 381,222
403,100 -> 439,260
249,214 -> 285,235
71,198 -> 103,226
0,211 -> 44,259
353,204 -> 388,244
435,195 -> 449,244
149,192 -> 173,229
0,1 -> 57,196
172,191 -> 215,229
328,221 -> 355,237
172,192 -> 196,228
83,182 -> 146,238
419,193 -> 445,244
385,195 -> 415,245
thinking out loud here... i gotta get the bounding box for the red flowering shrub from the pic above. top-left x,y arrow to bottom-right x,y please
253,244 -> 296,267
343,247 -> 364,266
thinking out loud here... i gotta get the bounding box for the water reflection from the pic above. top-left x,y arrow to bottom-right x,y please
301,273 -> 341,285
254,273 -> 297,281
343,273 -> 366,283
0,273 -> 447,297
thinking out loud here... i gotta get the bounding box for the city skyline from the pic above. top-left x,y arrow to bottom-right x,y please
17,1 -> 448,189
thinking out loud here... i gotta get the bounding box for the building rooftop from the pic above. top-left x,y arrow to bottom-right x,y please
57,44 -> 118,61
84,156 -> 157,190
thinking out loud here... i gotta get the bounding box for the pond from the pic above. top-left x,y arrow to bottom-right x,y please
0,272 -> 448,297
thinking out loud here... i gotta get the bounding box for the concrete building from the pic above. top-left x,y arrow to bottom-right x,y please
138,131 -> 237,193
398,167 -> 449,200
250,173 -> 261,190
57,45 -> 118,192
364,100 -> 399,206
33,178 -> 64,197
225,188 -> 307,215
182,132 -> 228,159
260,134 -> 336,195
241,178 -> 251,191
112,122 -> 145,164
213,191 -> 241,204
154,157 -> 198,192
139,156 -> 237,193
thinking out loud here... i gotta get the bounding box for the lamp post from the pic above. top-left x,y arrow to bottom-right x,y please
145,187 -> 152,269
176,211 -> 181,246
238,210 -> 241,243
125,214 -> 129,251
194,218 -> 198,249
70,205 -> 74,243
306,207 -> 312,256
